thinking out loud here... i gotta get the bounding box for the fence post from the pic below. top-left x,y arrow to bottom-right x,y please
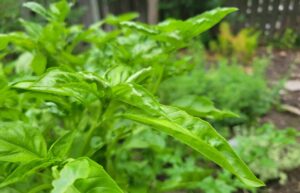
147,0 -> 158,24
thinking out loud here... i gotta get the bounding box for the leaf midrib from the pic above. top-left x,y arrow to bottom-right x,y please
0,137 -> 45,160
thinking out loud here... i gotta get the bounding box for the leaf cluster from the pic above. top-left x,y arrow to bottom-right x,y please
0,1 -> 264,192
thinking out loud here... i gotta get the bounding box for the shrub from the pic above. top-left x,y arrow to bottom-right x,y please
0,1 -> 263,192
159,57 -> 275,125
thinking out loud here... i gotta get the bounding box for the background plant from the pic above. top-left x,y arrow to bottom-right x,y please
234,124 -> 300,184
209,22 -> 260,63
271,28 -> 299,49
159,56 -> 276,126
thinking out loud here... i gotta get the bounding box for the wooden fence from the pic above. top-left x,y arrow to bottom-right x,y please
78,0 -> 153,26
78,0 -> 300,37
225,0 -> 300,36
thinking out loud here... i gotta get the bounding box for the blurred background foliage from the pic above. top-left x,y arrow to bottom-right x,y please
159,0 -> 223,20
1,0 -> 300,48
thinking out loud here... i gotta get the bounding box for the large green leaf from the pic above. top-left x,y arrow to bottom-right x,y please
172,95 -> 238,119
155,7 -> 237,44
112,83 -> 164,116
51,157 -> 124,193
117,8 -> 237,50
123,105 -> 264,187
120,21 -> 159,35
12,69 -> 99,103
23,2 -> 50,20
186,7 -> 238,38
0,122 -> 47,162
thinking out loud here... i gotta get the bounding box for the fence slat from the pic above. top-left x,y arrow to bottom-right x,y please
225,0 -> 300,37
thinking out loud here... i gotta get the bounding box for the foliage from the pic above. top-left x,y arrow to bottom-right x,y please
234,124 -> 300,184
192,124 -> 300,193
159,0 -> 223,20
159,57 -> 275,125
271,28 -> 298,49
0,1 -> 263,193
0,0 -> 85,33
0,0 -> 22,32
109,128 -> 239,193
116,123 -> 300,193
159,0 -> 225,45
209,22 -> 260,62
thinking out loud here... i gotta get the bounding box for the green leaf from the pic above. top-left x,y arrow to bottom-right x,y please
31,52 -> 47,75
186,7 -> 238,37
112,83 -> 164,116
0,159 -> 52,188
156,7 -> 237,44
49,1 -> 70,21
49,131 -> 76,159
105,12 -> 139,25
123,105 -> 264,187
0,122 -> 47,162
15,52 -> 34,74
51,157 -> 124,193
172,95 -> 238,119
23,2 -> 50,20
0,34 -> 9,50
6,33 -> 35,50
120,21 -> 159,35
126,67 -> 152,83
19,19 -> 43,38
12,69 -> 99,103
105,65 -> 132,86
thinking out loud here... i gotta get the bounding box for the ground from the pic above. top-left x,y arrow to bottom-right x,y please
262,49 -> 300,131
261,49 -> 300,193
266,168 -> 300,193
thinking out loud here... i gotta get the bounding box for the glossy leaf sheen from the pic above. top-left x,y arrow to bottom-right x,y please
0,122 -> 47,162
51,157 -> 124,193
172,95 -> 238,119
0,2 -> 262,191
112,83 -> 164,116
12,69 -> 98,102
123,105 -> 264,187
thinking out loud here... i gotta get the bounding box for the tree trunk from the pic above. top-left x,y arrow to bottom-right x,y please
90,0 -> 100,22
147,0 -> 159,24
78,0 -> 101,26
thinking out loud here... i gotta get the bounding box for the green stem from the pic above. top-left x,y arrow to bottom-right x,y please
81,121 -> 101,155
28,184 -> 52,193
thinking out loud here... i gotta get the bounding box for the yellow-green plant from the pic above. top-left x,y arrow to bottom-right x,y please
209,22 -> 260,62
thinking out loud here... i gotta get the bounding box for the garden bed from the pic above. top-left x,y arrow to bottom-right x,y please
261,49 -> 300,193
262,49 -> 300,130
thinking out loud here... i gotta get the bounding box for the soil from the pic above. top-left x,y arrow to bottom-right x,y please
260,49 -> 300,130
260,48 -> 300,193
266,168 -> 300,193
